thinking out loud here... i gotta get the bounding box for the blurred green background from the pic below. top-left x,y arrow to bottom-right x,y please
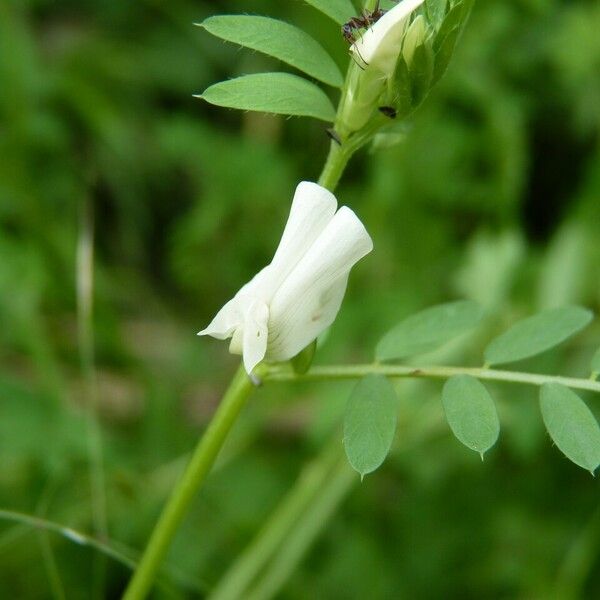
1,0 -> 599,597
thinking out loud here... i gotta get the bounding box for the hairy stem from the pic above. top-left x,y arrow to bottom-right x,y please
263,363 -> 600,394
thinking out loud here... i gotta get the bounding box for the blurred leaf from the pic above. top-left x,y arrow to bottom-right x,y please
376,300 -> 485,362
197,73 -> 336,122
303,0 -> 356,25
343,375 -> 397,477
453,230 -> 525,309
199,16 -> 344,87
539,383 -> 600,474
432,0 -> 474,84
592,347 -> 600,377
291,340 -> 317,375
484,306 -> 593,366
537,223 -> 588,309
442,375 -> 499,456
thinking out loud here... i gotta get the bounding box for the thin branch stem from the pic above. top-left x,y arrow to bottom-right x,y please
263,364 -> 600,394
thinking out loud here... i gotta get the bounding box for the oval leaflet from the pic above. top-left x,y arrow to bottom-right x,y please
376,300 -> 485,362
539,383 -> 600,474
442,375 -> 500,457
484,306 -> 593,366
343,375 -> 398,478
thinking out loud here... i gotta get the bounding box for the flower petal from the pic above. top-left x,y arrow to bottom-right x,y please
352,0 -> 426,73
242,300 -> 269,374
197,297 -> 241,340
266,206 -> 373,360
266,181 -> 337,291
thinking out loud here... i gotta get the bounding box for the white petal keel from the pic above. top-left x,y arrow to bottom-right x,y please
266,206 -> 373,360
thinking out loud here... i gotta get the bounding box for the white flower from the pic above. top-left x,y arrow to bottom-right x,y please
351,0 -> 426,76
198,181 -> 373,374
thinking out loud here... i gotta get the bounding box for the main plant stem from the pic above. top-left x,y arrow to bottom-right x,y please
123,365 -> 254,599
122,140 -> 354,599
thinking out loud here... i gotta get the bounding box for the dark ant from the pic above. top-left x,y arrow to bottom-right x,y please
341,1 -> 386,46
378,106 -> 397,119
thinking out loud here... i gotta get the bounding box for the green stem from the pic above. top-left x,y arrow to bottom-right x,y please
317,141 -> 352,191
263,364 -> 600,394
122,364 -> 255,600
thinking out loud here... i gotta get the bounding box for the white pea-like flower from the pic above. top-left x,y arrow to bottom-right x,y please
351,0 -> 426,77
198,182 -> 373,374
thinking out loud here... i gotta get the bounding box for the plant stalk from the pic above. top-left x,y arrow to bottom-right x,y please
122,364 -> 254,599
263,363 -> 600,394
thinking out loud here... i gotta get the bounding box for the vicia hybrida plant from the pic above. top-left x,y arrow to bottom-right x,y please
123,2 -> 600,598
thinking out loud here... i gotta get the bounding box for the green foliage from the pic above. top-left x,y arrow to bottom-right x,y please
303,0 -> 356,25
376,300 -> 484,361
592,348 -> 600,377
539,384 -> 600,474
291,340 -> 317,375
484,306 -> 593,366
408,42 -> 435,107
343,375 -> 397,477
199,16 -> 344,88
198,73 -> 337,122
431,0 -> 474,84
442,375 -> 499,457
1,0 -> 600,597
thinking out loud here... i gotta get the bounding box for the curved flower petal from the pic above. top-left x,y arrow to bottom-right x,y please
352,0 -> 426,74
265,181 -> 337,294
242,300 -> 269,374
197,297 -> 241,339
266,206 -> 373,360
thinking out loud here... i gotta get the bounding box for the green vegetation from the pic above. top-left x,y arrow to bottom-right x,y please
0,0 -> 599,597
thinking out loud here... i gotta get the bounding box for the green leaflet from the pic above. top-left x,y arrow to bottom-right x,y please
197,73 -> 337,122
343,375 -> 398,477
442,375 -> 500,457
591,347 -> 600,377
432,0 -> 474,84
484,306 -> 593,366
199,16 -> 344,88
376,300 -> 484,361
303,0 -> 356,25
540,383 -> 600,474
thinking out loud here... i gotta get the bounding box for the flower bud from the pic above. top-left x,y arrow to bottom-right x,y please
338,0 -> 426,133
